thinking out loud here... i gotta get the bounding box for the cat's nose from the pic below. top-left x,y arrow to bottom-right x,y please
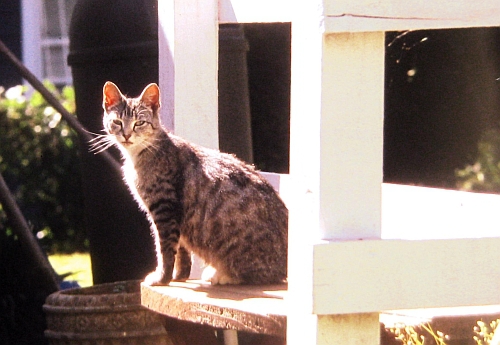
123,133 -> 132,141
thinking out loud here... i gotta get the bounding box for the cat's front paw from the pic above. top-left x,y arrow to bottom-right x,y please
144,270 -> 171,286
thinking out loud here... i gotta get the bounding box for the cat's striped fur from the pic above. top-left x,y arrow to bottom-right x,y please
99,81 -> 288,285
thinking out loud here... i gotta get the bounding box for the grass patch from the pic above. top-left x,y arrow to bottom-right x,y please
49,252 -> 92,287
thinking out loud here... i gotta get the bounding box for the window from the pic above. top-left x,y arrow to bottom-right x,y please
22,0 -> 77,86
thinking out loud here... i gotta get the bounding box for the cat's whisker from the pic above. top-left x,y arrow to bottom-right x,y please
82,127 -> 107,138
88,134 -> 111,143
140,142 -> 160,156
88,137 -> 115,154
87,135 -> 110,147
149,139 -> 161,148
90,142 -> 115,154
149,138 -> 164,149
88,139 -> 109,149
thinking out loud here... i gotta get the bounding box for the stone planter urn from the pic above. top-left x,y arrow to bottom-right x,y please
44,280 -> 172,345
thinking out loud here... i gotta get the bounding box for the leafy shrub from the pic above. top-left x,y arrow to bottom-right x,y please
0,83 -> 87,253
474,320 -> 498,345
389,319 -> 500,345
456,128 -> 500,193
389,323 -> 448,345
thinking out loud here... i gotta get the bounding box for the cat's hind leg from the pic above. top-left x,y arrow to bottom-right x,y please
173,246 -> 191,281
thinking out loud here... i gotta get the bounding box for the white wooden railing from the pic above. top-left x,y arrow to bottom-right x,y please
155,1 -> 500,344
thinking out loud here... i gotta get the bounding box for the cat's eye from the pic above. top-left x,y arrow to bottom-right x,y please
112,119 -> 122,126
133,121 -> 147,131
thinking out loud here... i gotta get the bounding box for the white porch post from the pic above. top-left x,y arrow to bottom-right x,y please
158,0 -> 219,280
288,1 -> 385,343
158,0 -> 219,149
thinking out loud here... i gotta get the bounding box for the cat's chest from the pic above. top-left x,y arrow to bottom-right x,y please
122,159 -> 138,188
121,160 -> 158,213
125,156 -> 162,195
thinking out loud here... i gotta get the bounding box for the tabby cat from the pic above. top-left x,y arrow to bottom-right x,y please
96,81 -> 288,285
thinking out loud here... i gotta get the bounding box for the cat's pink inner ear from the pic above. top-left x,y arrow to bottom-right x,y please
141,83 -> 160,111
103,82 -> 122,109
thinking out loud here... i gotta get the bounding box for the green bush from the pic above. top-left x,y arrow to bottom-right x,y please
456,128 -> 500,193
0,83 -> 87,253
389,319 -> 500,345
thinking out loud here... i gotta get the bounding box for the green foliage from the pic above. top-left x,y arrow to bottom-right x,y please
390,323 -> 449,345
49,252 -> 93,287
456,129 -> 500,193
0,83 -> 87,253
389,320 -> 500,345
474,320 -> 499,345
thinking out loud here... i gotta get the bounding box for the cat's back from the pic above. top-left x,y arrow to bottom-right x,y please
135,131 -> 286,220
172,133 -> 285,213
171,134 -> 288,284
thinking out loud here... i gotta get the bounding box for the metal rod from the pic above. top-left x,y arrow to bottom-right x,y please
0,172 -> 59,293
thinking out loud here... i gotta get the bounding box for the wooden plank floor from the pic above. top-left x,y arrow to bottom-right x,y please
141,280 -> 287,337
142,279 -> 500,344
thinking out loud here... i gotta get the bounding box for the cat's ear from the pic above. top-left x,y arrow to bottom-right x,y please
103,81 -> 123,110
140,83 -> 161,112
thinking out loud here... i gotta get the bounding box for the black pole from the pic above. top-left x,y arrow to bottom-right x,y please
67,0 -> 159,284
